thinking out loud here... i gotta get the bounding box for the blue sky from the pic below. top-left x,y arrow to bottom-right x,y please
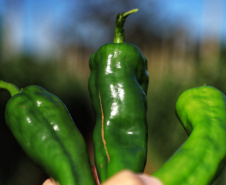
1,0 -> 225,55
161,0 -> 226,40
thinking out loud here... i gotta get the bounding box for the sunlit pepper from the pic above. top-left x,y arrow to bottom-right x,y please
153,85 -> 226,185
88,9 -> 149,183
0,80 -> 96,185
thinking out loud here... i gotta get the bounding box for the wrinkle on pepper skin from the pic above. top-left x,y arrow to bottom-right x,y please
2,83 -> 96,185
99,92 -> 110,163
90,44 -> 149,182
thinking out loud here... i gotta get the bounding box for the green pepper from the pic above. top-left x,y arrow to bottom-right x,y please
0,80 -> 95,185
88,9 -> 149,182
153,85 -> 226,185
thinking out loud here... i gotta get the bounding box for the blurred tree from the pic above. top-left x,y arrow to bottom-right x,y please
55,0 -> 173,49
0,16 -> 2,59
0,0 -> 226,184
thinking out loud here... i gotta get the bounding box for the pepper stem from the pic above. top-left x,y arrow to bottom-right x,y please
113,8 -> 139,43
0,80 -> 20,96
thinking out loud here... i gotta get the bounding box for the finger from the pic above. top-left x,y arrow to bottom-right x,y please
42,178 -> 59,185
137,174 -> 163,185
102,170 -> 145,185
42,179 -> 54,185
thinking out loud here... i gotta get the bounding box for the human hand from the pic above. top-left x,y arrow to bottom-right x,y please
42,178 -> 59,185
42,170 -> 163,185
102,170 -> 163,185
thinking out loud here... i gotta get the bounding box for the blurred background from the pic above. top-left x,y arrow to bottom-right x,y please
0,0 -> 226,184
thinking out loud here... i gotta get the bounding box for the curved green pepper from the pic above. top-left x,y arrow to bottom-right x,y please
0,80 -> 95,185
153,85 -> 226,185
88,9 -> 149,182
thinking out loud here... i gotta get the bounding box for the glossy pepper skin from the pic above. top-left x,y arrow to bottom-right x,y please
88,9 -> 149,183
153,85 -> 226,185
0,81 -> 95,185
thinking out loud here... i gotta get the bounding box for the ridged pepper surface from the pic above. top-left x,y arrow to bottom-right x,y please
88,9 -> 149,183
0,80 -> 95,185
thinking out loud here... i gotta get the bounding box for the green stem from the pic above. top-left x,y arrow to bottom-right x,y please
0,80 -> 20,96
113,8 -> 139,43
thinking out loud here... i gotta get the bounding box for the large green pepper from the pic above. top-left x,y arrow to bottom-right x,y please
88,9 -> 149,182
0,80 -> 95,185
153,85 -> 226,185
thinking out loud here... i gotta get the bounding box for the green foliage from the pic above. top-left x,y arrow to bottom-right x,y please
147,78 -> 187,162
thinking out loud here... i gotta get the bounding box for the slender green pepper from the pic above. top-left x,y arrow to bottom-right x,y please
88,9 -> 149,182
0,80 -> 95,185
153,85 -> 226,185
